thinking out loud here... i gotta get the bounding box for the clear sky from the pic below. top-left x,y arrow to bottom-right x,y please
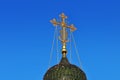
0,0 -> 120,80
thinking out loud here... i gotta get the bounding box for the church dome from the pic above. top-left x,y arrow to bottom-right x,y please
43,57 -> 87,80
44,13 -> 87,80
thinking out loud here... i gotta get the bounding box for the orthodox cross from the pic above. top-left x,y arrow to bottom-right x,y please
50,13 -> 76,57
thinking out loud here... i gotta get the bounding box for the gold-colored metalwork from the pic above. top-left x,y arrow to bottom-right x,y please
50,13 -> 77,57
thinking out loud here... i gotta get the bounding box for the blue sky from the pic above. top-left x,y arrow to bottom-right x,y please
0,0 -> 120,80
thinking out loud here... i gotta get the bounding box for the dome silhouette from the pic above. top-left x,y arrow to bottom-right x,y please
44,57 -> 87,80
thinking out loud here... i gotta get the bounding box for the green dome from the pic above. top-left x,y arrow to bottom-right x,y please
43,57 -> 87,80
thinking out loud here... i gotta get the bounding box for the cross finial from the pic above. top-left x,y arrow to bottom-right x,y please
60,13 -> 67,21
50,13 -> 77,57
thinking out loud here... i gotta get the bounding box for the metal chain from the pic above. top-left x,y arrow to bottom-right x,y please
69,30 -> 72,63
56,26 -> 59,64
71,32 -> 83,69
48,27 -> 57,69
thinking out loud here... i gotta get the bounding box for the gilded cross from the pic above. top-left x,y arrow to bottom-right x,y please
50,13 -> 76,57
